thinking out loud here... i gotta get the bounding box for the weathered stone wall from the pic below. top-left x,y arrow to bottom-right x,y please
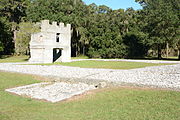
29,20 -> 71,63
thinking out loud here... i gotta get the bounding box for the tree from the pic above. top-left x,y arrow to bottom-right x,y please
86,6 -> 129,58
136,0 -> 180,59
15,22 -> 40,55
0,17 -> 13,55
0,0 -> 29,54
120,8 -> 149,58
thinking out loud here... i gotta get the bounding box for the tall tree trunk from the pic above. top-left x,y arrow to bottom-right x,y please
166,42 -> 169,58
13,30 -> 17,54
126,27 -> 129,33
158,45 -> 162,59
83,46 -> 85,56
11,22 -> 17,55
178,48 -> 180,60
76,42 -> 78,57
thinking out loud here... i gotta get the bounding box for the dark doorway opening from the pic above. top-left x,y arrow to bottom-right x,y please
53,48 -> 62,62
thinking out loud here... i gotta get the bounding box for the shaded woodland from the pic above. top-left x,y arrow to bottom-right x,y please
0,0 -> 179,59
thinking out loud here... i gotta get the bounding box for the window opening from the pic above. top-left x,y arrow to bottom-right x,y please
56,33 -> 60,42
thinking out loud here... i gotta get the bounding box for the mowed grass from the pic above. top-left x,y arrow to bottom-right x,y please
0,55 -> 175,69
55,60 -> 172,69
0,71 -> 180,120
0,55 -> 29,63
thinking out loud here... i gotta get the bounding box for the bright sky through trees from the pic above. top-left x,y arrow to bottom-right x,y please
83,0 -> 142,10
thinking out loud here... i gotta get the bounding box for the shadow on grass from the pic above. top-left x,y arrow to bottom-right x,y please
22,58 -> 29,61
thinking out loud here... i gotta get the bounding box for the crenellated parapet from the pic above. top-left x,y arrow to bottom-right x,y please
41,20 -> 71,33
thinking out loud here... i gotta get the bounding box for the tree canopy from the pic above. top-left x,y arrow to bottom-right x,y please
0,0 -> 179,59
137,0 -> 180,59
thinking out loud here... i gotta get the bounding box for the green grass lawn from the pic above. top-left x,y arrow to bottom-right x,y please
0,55 -> 175,69
53,60 -> 173,69
0,71 -> 180,120
0,55 -> 29,63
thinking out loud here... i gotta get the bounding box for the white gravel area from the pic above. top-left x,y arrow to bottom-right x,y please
5,82 -> 96,103
0,60 -> 180,90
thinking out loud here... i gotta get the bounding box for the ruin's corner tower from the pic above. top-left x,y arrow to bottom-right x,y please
29,20 -> 71,63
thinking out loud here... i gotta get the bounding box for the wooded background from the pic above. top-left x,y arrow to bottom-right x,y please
0,0 -> 179,59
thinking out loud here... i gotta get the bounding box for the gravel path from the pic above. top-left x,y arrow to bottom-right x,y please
0,60 -> 180,90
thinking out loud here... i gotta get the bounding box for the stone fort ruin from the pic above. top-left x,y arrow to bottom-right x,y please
29,20 -> 71,63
